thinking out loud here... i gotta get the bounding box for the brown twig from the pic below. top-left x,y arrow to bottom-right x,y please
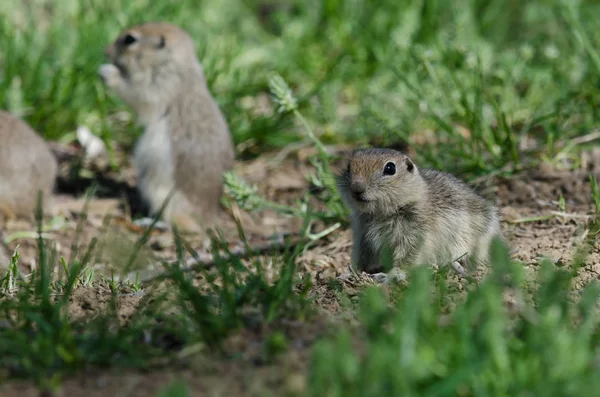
134,233 -> 307,285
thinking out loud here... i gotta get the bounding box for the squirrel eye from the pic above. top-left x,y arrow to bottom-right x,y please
122,34 -> 137,46
383,162 -> 396,176
346,163 -> 351,174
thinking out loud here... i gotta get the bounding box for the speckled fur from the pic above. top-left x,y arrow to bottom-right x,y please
0,111 -> 57,220
336,148 -> 500,276
99,22 -> 234,232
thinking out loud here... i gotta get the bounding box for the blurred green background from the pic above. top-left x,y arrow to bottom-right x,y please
0,0 -> 599,173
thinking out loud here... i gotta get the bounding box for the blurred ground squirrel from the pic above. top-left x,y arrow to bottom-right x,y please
337,148 -> 500,283
98,22 -> 235,233
0,110 -> 58,222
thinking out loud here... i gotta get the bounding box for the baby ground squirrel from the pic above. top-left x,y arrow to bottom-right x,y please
98,22 -> 235,233
0,110 -> 58,222
337,148 -> 500,283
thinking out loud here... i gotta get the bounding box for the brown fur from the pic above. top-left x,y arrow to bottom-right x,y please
0,111 -> 57,221
99,22 -> 235,233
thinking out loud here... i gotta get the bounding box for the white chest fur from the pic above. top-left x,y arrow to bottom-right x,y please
133,117 -> 175,212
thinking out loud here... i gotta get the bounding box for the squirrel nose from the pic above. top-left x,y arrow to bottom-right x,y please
350,181 -> 366,194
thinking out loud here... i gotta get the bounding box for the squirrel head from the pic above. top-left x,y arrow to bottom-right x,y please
337,148 -> 423,216
100,22 -> 205,114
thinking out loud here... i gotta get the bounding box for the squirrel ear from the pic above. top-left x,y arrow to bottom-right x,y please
157,35 -> 166,49
405,157 -> 415,173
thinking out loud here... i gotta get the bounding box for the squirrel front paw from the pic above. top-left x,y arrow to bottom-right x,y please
98,64 -> 122,88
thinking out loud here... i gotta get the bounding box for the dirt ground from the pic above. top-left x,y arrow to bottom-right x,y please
1,144 -> 599,396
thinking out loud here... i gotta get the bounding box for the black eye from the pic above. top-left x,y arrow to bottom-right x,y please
346,163 -> 351,174
383,162 -> 396,176
122,34 -> 137,46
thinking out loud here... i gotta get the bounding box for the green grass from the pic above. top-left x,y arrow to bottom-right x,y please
2,0 -> 599,171
1,0 -> 600,395
0,197 -> 312,389
309,240 -> 600,396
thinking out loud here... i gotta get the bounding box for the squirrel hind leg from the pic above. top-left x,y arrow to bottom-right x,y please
157,191 -> 204,234
171,214 -> 223,237
170,213 -> 204,234
0,189 -> 55,223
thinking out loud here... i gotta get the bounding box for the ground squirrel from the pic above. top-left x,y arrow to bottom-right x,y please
337,148 -> 500,283
0,110 -> 58,221
98,22 -> 235,233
